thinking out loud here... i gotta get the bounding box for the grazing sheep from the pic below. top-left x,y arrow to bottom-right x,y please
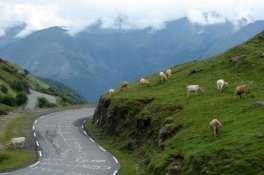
235,84 -> 249,99
209,119 -> 221,138
165,69 -> 172,78
7,137 -> 25,148
120,81 -> 128,90
229,55 -> 246,63
216,79 -> 229,93
159,72 -> 167,83
186,85 -> 204,98
140,78 -> 151,87
108,88 -> 115,97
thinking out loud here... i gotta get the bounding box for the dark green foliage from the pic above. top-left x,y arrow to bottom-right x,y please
23,69 -> 29,76
0,85 -> 8,93
10,80 -> 22,91
2,96 -> 16,106
37,97 -> 56,108
39,78 -> 87,104
15,93 -> 27,105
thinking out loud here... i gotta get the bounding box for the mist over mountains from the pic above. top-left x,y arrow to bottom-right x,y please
0,18 -> 263,102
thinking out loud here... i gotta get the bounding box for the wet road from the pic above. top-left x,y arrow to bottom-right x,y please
3,108 -> 120,175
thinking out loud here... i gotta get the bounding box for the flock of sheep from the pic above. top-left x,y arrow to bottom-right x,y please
108,68 -> 250,138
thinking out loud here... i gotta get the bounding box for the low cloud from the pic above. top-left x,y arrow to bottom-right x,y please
0,0 -> 264,37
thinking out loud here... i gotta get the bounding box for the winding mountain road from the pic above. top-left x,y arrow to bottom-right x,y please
4,108 -> 120,175
26,89 -> 57,111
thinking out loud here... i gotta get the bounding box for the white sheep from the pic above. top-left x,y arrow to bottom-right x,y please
216,79 -> 229,93
209,119 -> 222,138
159,72 -> 167,83
140,78 -> 151,87
186,85 -> 204,98
108,89 -> 115,97
7,137 -> 25,148
165,69 -> 172,78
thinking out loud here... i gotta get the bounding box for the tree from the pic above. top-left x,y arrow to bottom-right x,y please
2,96 -> 16,106
0,85 -> 8,93
15,93 -> 28,105
24,69 -> 30,76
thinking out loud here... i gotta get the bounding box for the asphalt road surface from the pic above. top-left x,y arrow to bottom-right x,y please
4,108 -> 120,175
26,89 -> 57,111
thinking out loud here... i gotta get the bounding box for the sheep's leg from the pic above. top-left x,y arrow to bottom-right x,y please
21,141 -> 25,148
14,143 -> 16,149
213,126 -> 217,138
216,128 -> 219,137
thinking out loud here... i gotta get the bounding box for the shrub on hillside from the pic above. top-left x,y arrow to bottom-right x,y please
0,84 -> 8,93
2,95 -> 16,106
37,97 -> 56,108
0,105 -> 10,115
15,93 -> 28,105
10,80 -> 29,93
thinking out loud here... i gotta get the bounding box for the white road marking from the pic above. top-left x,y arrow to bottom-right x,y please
39,151 -> 42,157
33,132 -> 36,137
36,141 -> 39,147
84,131 -> 87,135
33,126 -> 35,130
30,161 -> 40,168
34,120 -> 38,124
83,120 -> 86,123
82,125 -> 84,129
89,138 -> 95,142
99,146 -> 106,152
113,170 -> 118,175
113,156 -> 119,163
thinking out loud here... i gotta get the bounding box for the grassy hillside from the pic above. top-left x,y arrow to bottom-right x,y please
0,59 -> 87,115
91,31 -> 264,174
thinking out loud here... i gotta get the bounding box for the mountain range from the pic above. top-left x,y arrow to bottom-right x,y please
0,18 -> 263,102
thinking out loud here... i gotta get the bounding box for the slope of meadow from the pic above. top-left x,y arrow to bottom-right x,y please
92,31 -> 264,174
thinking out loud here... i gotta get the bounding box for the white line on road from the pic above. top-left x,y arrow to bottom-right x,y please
36,141 -> 39,147
33,132 -> 36,137
30,161 -> 40,168
38,151 -> 42,157
83,120 -> 86,123
113,156 -> 119,163
89,138 -> 95,142
99,146 -> 106,152
82,125 -> 84,129
113,170 -> 118,175
34,120 -> 38,124
33,126 -> 35,130
83,131 -> 87,135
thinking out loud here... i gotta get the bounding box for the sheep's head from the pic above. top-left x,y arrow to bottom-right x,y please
224,82 -> 229,87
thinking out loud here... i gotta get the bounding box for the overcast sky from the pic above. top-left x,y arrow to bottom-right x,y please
0,0 -> 264,37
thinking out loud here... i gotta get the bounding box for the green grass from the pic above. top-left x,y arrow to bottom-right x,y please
92,31 -> 264,174
86,120 -> 139,175
0,150 -> 36,170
